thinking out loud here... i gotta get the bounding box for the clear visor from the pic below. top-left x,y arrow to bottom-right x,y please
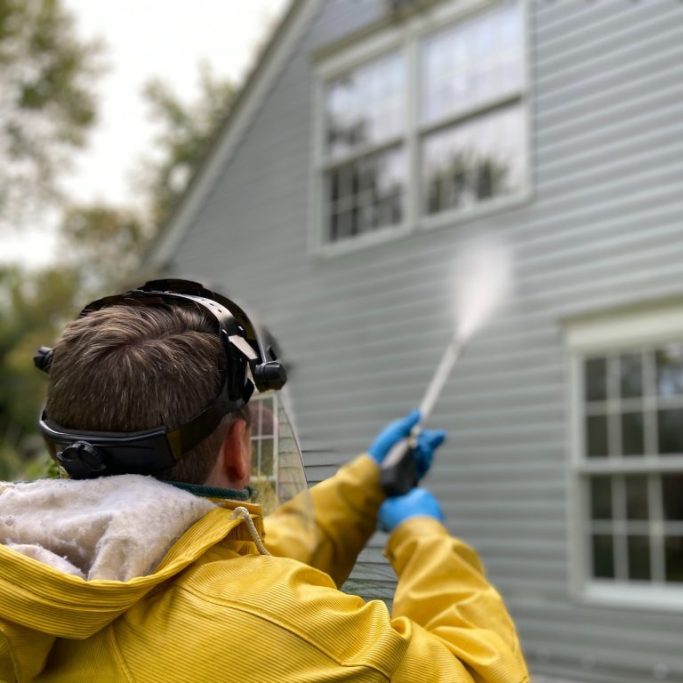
247,390 -> 309,515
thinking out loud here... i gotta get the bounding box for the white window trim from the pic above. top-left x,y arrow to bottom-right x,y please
309,0 -> 533,258
564,300 -> 683,612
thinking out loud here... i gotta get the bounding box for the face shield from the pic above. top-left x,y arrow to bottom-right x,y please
247,386 -> 320,561
247,389 -> 308,513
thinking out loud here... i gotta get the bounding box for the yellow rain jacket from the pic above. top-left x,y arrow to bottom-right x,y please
0,455 -> 529,682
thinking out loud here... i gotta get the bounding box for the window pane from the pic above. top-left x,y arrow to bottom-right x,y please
662,474 -> 683,520
656,344 -> 683,397
625,475 -> 649,520
627,535 -> 651,581
250,397 -> 276,438
327,146 -> 406,242
621,411 -> 644,456
664,536 -> 683,583
330,211 -> 351,241
421,1 -> 523,124
586,415 -> 609,457
325,52 -> 405,160
585,357 -> 607,402
590,476 -> 612,520
592,534 -> 615,578
619,353 -> 643,399
260,440 -> 274,477
422,105 -> 526,215
657,408 -> 683,455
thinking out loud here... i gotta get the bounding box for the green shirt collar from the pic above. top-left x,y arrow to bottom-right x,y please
166,481 -> 253,501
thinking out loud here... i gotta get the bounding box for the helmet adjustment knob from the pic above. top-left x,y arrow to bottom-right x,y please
56,441 -> 107,479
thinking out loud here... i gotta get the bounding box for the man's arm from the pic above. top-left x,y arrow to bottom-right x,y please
264,411 -> 444,586
386,514 -> 529,682
257,509 -> 528,682
260,408 -> 528,680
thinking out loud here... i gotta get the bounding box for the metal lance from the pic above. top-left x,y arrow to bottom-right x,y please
380,336 -> 465,496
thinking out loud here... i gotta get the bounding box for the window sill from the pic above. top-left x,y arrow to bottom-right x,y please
309,189 -> 532,260
418,189 -> 532,234
310,222 -> 414,259
576,581 -> 683,613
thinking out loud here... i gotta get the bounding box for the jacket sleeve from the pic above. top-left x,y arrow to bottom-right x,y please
263,454 -> 384,587
384,516 -> 529,682
264,457 -> 529,682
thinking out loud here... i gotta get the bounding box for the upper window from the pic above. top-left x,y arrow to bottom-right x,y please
315,0 -> 528,249
567,307 -> 683,608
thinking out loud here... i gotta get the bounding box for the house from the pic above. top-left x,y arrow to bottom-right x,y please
147,1 -> 683,681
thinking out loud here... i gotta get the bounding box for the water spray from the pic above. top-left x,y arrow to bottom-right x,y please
380,237 -> 512,496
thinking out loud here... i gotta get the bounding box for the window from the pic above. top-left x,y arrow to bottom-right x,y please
314,0 -> 529,250
567,306 -> 683,608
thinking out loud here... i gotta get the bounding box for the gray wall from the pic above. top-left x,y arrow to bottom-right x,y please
166,1 -> 683,681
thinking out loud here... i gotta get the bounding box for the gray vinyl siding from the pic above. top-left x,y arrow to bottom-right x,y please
165,1 -> 683,681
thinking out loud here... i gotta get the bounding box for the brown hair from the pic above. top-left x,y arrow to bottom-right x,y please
45,303 -> 248,484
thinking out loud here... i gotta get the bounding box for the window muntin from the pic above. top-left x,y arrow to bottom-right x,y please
317,0 -> 527,247
581,344 -> 683,588
326,145 -> 406,242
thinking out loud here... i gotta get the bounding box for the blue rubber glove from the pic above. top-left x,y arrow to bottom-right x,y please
368,410 -> 446,480
379,488 -> 444,532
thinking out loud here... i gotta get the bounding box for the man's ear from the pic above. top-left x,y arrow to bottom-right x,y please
207,418 -> 251,489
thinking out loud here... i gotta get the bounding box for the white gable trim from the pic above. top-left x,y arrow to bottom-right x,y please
147,0 -> 322,270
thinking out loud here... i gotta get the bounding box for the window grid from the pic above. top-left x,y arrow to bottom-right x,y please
581,343 -> 683,588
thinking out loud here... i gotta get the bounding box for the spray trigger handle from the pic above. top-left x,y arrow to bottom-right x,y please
380,431 -> 420,497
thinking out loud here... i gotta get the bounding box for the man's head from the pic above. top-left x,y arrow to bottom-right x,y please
45,302 -> 251,486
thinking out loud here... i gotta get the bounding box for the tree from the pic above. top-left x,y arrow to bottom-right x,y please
0,0 -> 101,228
138,62 -> 235,227
52,64 -> 236,292
50,63 -> 236,293
58,202 -> 146,292
0,264 -> 80,477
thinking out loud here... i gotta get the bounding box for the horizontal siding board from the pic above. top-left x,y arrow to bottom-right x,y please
534,13 -> 683,91
537,130 -> 683,192
536,67 -> 682,137
534,0 -> 677,52
534,2 -> 681,70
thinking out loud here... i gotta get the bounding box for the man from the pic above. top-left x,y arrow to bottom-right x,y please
0,279 -> 529,682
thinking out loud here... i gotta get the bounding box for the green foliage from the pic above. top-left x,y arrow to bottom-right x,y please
58,203 -> 147,291
0,0 -> 102,227
0,264 -> 81,478
139,62 -> 235,226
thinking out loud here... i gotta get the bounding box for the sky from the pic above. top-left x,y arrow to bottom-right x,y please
2,0 -> 289,267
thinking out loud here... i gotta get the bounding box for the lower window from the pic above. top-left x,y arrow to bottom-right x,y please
579,344 -> 683,589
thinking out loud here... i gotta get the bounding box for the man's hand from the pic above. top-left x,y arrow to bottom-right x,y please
368,410 -> 446,480
379,488 -> 444,532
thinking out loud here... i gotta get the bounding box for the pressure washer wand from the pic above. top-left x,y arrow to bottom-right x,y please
380,336 -> 465,496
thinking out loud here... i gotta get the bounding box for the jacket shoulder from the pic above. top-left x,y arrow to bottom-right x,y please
118,553 -> 403,681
